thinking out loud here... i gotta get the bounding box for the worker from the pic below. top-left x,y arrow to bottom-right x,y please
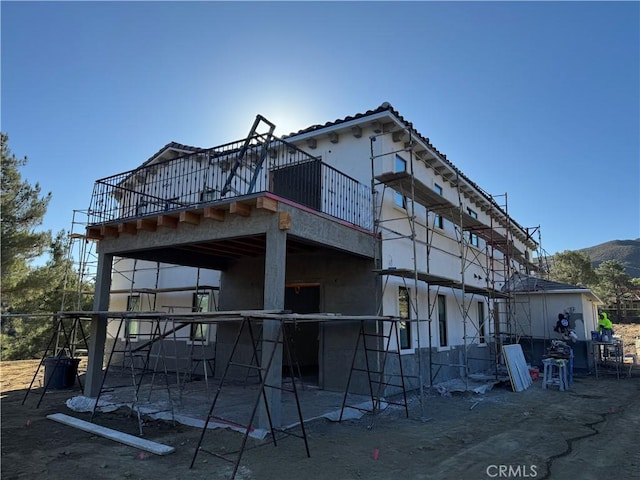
598,312 -> 614,341
554,313 -> 577,342
598,312 -> 613,331
554,313 -> 570,334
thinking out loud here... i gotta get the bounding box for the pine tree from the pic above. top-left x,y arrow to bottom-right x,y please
595,260 -> 631,322
548,250 -> 597,287
1,132 -> 52,311
0,134 -> 92,359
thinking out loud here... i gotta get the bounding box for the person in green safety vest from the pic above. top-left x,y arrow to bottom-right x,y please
598,312 -> 614,341
598,312 -> 613,331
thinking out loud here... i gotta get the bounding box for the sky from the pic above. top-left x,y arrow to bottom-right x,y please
2,1 -> 639,259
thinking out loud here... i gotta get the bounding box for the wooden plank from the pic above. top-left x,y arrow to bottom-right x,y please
230,201 -> 251,217
502,344 -> 533,393
86,228 -> 103,240
137,219 -> 157,232
279,212 -> 291,230
118,222 -> 137,235
157,215 -> 178,228
256,196 -> 278,212
204,206 -> 225,221
47,413 -> 175,455
100,225 -> 119,238
179,210 -> 201,225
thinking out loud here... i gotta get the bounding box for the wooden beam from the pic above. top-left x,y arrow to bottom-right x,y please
137,218 -> 157,232
47,414 -> 175,456
204,206 -> 225,221
157,215 -> 178,228
257,197 -> 278,213
230,202 -> 251,217
279,212 -> 292,230
86,228 -> 103,240
100,225 -> 119,238
118,223 -> 137,236
179,210 -> 201,226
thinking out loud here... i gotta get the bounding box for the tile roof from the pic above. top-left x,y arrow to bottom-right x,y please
142,141 -> 203,167
284,102 -> 461,171
506,274 -> 591,293
284,102 -> 531,240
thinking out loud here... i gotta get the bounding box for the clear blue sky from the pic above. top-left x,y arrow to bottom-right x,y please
2,1 -> 639,258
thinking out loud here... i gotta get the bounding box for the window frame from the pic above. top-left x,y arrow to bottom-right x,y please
477,301 -> 486,344
398,286 -> 412,350
190,291 -> 211,343
438,294 -> 448,347
466,208 -> 479,246
126,295 -> 140,340
394,155 -> 408,209
433,184 -> 444,228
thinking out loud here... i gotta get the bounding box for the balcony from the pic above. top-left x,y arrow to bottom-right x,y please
87,136 -> 373,231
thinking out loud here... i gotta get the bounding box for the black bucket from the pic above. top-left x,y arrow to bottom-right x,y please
43,357 -> 80,389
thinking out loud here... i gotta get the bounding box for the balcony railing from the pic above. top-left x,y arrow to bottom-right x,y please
88,137 -> 373,230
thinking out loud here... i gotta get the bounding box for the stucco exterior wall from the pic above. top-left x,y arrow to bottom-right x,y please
98,108 -> 537,396
521,291 -> 599,341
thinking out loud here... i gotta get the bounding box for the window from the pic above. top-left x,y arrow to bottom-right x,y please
193,292 -> 210,312
466,208 -> 479,246
398,286 -> 412,349
126,295 -> 140,338
191,292 -> 210,342
438,294 -> 448,347
478,301 -> 486,344
434,184 -> 443,228
394,155 -> 407,209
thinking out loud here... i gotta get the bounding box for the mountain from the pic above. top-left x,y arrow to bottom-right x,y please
579,239 -> 640,278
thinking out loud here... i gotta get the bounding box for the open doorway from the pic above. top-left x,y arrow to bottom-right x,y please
284,284 -> 320,386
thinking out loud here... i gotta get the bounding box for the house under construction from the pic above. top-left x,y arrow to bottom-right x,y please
81,102 -> 543,430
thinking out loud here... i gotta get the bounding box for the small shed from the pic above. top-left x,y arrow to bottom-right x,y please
508,275 -> 603,372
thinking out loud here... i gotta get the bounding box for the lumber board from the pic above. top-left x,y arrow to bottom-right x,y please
47,413 -> 175,455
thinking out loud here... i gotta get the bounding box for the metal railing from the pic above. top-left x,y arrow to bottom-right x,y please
88,137 -> 373,230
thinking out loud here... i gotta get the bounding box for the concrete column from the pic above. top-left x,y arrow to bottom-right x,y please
259,224 -> 287,429
84,251 -> 113,397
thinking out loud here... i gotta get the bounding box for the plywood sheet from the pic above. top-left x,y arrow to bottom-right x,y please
502,344 -> 533,393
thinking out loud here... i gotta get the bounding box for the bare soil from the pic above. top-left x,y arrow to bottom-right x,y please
2,329 -> 640,480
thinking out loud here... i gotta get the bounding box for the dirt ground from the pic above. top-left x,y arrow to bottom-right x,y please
2,329 -> 639,480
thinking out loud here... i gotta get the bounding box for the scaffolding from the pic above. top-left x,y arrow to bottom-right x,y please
370,127 -> 540,393
54,309 -> 405,479
22,210 -> 98,406
91,257 -> 223,432
61,209 -> 99,312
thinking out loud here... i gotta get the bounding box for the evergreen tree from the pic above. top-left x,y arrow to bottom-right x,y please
1,134 -> 92,359
595,260 -> 631,322
1,132 -> 52,312
548,250 -> 597,287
